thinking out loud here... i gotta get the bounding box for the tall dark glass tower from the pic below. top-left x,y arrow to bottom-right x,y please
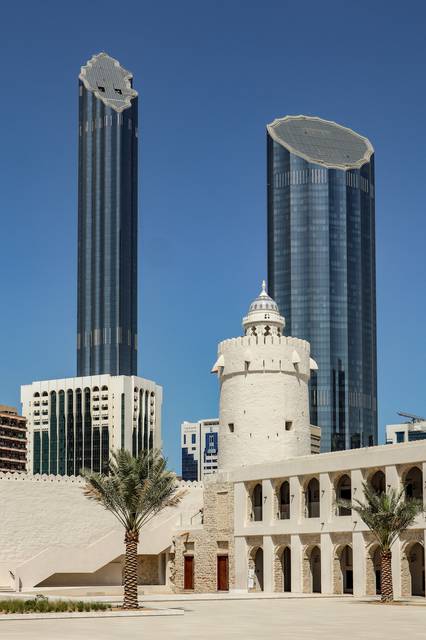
77,52 -> 138,377
267,115 -> 377,452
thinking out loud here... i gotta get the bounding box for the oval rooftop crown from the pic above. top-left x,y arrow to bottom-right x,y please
267,115 -> 374,170
79,52 -> 138,113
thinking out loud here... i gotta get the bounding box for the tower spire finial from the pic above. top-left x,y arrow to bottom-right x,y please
261,279 -> 267,295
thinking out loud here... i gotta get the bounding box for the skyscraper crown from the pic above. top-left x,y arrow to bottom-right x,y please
79,52 -> 138,112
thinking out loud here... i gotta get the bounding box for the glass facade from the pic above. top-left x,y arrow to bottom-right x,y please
77,54 -> 138,377
182,448 -> 198,482
267,120 -> 377,452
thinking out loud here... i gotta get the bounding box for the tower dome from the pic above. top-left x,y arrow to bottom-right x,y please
242,281 -> 285,337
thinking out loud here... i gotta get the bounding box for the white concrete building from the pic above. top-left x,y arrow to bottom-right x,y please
21,375 -> 162,475
181,419 -> 219,481
386,414 -> 426,445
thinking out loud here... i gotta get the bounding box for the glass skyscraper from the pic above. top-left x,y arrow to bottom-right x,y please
267,115 -> 377,452
77,53 -> 138,377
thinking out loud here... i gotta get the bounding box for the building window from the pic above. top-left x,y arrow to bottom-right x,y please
66,390 -> 74,476
285,421 -> 293,431
336,474 -> 351,516
370,470 -> 385,495
191,433 -> 196,444
279,481 -> 290,519
33,431 -> 41,474
83,388 -> 92,470
252,484 -> 263,521
305,478 -> 320,518
121,393 -> 125,450
58,390 -> 66,475
101,427 -> 109,474
49,391 -> 57,475
228,423 -> 235,433
396,431 -> 405,443
75,389 -> 83,474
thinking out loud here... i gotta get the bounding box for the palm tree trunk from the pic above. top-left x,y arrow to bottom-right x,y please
380,550 -> 393,602
123,531 -> 139,609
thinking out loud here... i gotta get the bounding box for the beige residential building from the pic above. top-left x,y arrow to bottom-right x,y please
0,405 -> 27,473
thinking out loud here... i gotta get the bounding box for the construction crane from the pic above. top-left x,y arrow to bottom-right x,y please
397,411 -> 426,424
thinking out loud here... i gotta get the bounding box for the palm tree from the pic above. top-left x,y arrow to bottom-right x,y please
82,448 -> 185,609
338,482 -> 423,602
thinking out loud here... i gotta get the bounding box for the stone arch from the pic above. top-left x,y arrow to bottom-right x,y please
403,466 -> 423,501
333,544 -> 353,594
335,474 -> 352,516
251,484 -> 263,521
278,480 -> 290,520
248,546 -> 264,592
369,470 -> 385,495
303,544 -> 321,593
401,541 -> 425,597
282,546 -> 291,592
274,545 -> 291,592
305,477 -> 320,518
366,543 -> 381,595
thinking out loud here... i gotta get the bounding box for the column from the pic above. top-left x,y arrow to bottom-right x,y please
233,536 -> 248,592
291,534 -> 303,593
352,531 -> 366,597
263,535 -> 275,593
385,464 -> 400,491
234,482 -> 247,532
290,476 -> 303,523
351,468 -> 364,504
164,550 -> 170,587
385,465 -> 402,598
391,537 -> 402,598
320,473 -> 332,524
262,479 -> 275,525
320,532 -> 333,594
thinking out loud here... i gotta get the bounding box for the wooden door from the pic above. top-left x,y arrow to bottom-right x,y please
184,556 -> 194,590
217,555 -> 229,591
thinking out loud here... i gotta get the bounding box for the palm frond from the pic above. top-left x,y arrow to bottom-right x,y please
82,449 -> 186,534
336,481 -> 424,551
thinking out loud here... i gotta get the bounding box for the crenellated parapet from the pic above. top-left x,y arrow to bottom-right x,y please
0,472 -> 85,484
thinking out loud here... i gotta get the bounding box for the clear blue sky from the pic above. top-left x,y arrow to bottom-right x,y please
1,0 -> 425,472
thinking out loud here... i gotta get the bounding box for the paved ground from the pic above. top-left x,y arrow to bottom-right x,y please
1,597 -> 426,639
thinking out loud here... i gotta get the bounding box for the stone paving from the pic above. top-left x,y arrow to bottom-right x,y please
1,597 -> 426,639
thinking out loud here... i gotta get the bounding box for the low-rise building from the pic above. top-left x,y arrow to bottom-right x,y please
0,405 -> 27,473
21,375 -> 162,476
386,413 -> 426,444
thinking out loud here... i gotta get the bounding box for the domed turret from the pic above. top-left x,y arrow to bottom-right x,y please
243,281 -> 285,337
213,281 -> 316,470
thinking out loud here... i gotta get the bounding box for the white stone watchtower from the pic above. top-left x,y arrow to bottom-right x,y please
212,282 -> 317,470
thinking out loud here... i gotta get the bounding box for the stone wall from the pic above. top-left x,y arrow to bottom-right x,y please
0,473 -> 118,573
172,479 -> 234,593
